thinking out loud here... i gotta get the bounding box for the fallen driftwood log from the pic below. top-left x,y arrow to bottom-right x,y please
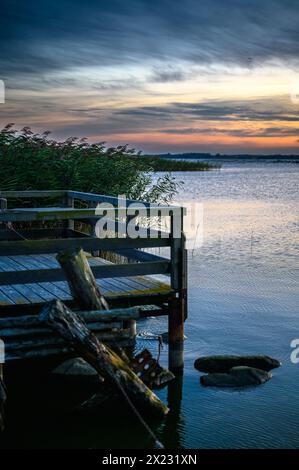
56,248 -> 109,310
200,366 -> 272,387
194,355 -> 281,373
39,300 -> 168,418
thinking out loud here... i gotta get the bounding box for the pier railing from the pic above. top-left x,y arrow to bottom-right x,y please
0,190 -> 186,292
0,190 -> 187,369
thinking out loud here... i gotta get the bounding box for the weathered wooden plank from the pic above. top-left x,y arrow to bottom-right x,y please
30,254 -> 58,268
8,255 -> 45,270
6,337 -> 134,361
5,329 -> 131,352
0,307 -> 141,328
1,190 -> 66,198
0,236 -> 170,256
0,259 -> 170,285
25,283 -> 57,302
38,282 -> 72,300
96,277 -> 129,294
12,283 -> 46,303
7,346 -> 72,361
113,248 -> 168,263
68,190 -> 153,207
0,285 -> 30,304
119,275 -> 165,290
0,206 -> 183,223
0,256 -> 27,272
69,190 -> 185,213
0,228 -> 70,241
1,321 -> 122,338
0,282 -> 173,306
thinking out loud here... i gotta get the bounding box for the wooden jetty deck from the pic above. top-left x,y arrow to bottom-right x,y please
0,254 -> 173,307
0,190 -> 187,370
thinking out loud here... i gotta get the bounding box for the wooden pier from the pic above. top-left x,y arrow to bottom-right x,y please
0,190 -> 187,371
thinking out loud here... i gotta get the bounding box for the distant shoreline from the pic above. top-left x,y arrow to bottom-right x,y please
139,155 -> 220,171
146,153 -> 299,163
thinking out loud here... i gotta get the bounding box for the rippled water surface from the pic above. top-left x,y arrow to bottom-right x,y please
2,160 -> 298,449
153,161 -> 299,448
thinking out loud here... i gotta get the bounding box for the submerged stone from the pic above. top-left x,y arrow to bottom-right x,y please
200,366 -> 272,387
194,354 -> 281,373
52,357 -> 103,385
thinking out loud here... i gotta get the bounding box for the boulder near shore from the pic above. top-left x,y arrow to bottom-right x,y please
194,354 -> 281,373
200,366 -> 272,387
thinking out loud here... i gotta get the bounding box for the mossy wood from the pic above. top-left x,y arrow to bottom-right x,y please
40,300 -> 169,418
56,248 -> 109,310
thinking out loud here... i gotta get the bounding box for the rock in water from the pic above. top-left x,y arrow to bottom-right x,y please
200,366 -> 272,387
52,357 -> 104,386
194,355 -> 281,373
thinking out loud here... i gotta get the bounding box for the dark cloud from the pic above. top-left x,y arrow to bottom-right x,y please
117,97 -> 299,123
158,127 -> 299,137
149,68 -> 187,83
0,0 -> 299,78
1,1 -> 299,153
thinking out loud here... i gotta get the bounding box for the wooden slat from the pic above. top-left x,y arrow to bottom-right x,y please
0,288 -> 14,305
12,284 -> 45,303
1,321 -> 122,338
113,248 -> 168,263
0,259 -> 170,285
0,307 -> 141,328
0,257 -> 27,272
37,282 -> 72,300
69,190 -> 186,213
0,206 -> 183,223
0,236 -> 170,256
0,285 -> 30,304
5,330 -> 131,353
23,283 -> 57,302
1,190 -> 66,198
0,228 -> 69,241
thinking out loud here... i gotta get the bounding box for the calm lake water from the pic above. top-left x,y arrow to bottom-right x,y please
1,159 -> 298,449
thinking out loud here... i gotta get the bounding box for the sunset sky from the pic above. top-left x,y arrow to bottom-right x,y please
1,0 -> 299,154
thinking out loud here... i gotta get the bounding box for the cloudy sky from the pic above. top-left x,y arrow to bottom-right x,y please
1,0 -> 299,153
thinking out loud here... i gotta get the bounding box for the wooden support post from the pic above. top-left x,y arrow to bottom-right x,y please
90,201 -> 100,257
63,192 -> 74,233
40,300 -> 168,418
0,198 -> 7,211
168,209 -> 187,372
56,248 -> 109,310
0,364 -> 6,432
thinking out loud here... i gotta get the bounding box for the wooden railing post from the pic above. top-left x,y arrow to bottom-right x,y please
63,191 -> 74,233
0,198 -> 7,211
168,208 -> 187,372
90,201 -> 100,257
0,199 -> 7,230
